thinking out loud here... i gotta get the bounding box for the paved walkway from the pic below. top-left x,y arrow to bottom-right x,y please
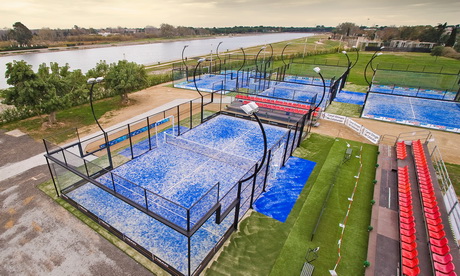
0,98 -> 193,182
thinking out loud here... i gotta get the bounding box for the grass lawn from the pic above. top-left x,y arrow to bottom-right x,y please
287,52 -> 460,87
0,97 -> 124,143
326,101 -> 362,117
446,163 -> 460,197
205,133 -> 378,275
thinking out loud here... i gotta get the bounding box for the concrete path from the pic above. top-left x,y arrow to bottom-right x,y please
0,98 -> 193,182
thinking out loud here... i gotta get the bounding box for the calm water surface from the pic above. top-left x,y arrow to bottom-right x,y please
0,32 -> 314,89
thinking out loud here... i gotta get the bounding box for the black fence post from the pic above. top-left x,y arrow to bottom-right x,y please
128,124 -> 134,159
147,117 -> 152,150
249,163 -> 259,209
177,106 -> 181,136
262,150 -> 272,192
282,130 -> 291,166
233,181 -> 242,230
45,158 -> 60,197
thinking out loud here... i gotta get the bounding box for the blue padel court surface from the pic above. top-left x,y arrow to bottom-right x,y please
66,114 -> 305,274
254,157 -> 315,222
371,84 -> 457,101
333,90 -> 366,105
362,93 -> 460,132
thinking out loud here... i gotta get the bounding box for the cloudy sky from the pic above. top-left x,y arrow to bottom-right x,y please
1,0 -> 459,29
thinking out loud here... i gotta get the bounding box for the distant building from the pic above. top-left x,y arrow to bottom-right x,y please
389,40 -> 436,49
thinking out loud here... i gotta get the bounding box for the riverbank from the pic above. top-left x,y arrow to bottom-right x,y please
0,32 -> 321,58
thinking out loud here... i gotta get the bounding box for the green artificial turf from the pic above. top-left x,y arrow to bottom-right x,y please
205,133 -> 378,276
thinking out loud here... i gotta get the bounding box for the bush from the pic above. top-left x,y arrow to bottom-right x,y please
442,47 -> 460,60
0,107 -> 34,123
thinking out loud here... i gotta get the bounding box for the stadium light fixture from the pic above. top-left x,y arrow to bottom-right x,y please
182,45 -> 189,81
239,102 -> 268,183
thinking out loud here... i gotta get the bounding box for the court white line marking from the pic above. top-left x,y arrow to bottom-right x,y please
409,97 -> 416,119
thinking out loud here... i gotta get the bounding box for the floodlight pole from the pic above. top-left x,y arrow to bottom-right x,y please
370,46 -> 384,71
364,53 -> 382,88
193,58 -> 205,123
342,51 -> 351,69
314,67 -> 327,108
255,46 -> 266,79
182,45 -> 189,81
239,112 -> 267,183
281,43 -> 291,66
216,41 -> 223,70
88,77 -> 113,168
236,47 -> 246,90
350,46 -> 360,69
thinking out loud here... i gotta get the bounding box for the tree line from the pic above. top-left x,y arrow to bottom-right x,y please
0,60 -> 151,125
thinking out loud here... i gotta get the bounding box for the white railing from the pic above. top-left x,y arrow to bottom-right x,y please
320,113 -> 380,144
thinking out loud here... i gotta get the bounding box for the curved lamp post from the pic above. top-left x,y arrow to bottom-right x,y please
313,67 -> 327,108
364,52 -> 382,87
182,45 -> 189,81
281,43 -> 291,66
193,58 -> 206,123
370,46 -> 384,71
342,50 -> 352,68
350,46 -> 360,69
216,41 -> 223,67
88,77 -> 105,134
255,46 -> 266,77
87,77 -> 113,168
193,58 -> 206,97
236,47 -> 246,90
239,102 -> 267,183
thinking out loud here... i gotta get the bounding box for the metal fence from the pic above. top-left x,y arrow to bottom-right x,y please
43,88 -> 309,276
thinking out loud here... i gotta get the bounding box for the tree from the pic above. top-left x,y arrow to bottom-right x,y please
446,27 -> 457,47
104,60 -> 148,105
2,61 -> 87,125
2,61 -> 47,115
10,22 -> 33,46
160,23 -> 177,38
431,46 -> 444,61
335,22 -> 360,37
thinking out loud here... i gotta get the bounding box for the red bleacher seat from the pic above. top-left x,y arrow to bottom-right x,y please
402,241 -> 417,251
433,253 -> 453,265
400,209 -> 414,218
434,262 -> 456,274
431,244 -> 450,256
400,216 -> 415,224
402,265 -> 421,276
427,217 -> 443,226
430,237 -> 449,248
403,257 -> 420,268
425,205 -> 440,215
401,234 -> 417,244
400,221 -> 416,230
401,227 -> 416,237
435,271 -> 457,276
429,230 -> 446,240
402,248 -> 418,259
428,223 -> 444,233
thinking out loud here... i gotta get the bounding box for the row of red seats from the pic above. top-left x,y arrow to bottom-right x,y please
236,94 -> 321,112
241,101 -> 319,116
398,166 -> 421,276
412,140 -> 456,276
397,141 -> 408,160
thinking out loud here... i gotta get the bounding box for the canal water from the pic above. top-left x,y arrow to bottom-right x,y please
0,32 -> 314,89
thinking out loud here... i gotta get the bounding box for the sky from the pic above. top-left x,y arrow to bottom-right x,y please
0,0 -> 459,29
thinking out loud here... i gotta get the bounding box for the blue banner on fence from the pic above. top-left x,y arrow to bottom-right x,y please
99,117 -> 170,149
